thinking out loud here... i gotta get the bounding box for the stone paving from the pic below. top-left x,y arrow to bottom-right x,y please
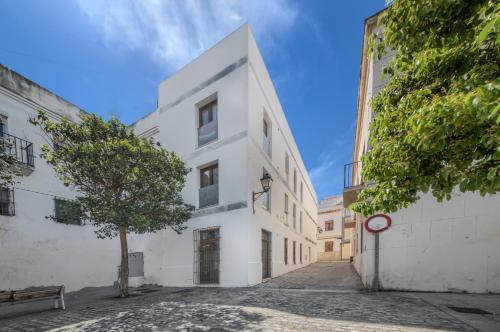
0,262 -> 498,331
258,261 -> 364,291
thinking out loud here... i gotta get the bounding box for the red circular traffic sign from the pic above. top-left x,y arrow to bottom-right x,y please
364,214 -> 392,233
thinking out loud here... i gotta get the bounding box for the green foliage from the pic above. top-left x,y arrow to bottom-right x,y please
30,111 -> 193,238
0,137 -> 22,187
352,0 -> 500,215
53,198 -> 84,225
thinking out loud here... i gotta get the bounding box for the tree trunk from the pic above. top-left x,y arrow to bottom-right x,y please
119,225 -> 129,298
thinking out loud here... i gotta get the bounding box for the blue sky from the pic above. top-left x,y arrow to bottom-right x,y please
0,0 -> 385,201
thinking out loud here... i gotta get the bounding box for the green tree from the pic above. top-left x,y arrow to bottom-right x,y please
30,111 -> 193,297
0,137 -> 22,187
352,0 -> 500,216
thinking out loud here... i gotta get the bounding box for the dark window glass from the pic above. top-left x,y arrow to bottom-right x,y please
199,100 -> 217,127
325,221 -> 334,231
200,164 -> 218,187
284,238 -> 288,265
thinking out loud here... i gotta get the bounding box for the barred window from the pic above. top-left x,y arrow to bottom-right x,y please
0,187 -> 14,216
54,198 -> 83,225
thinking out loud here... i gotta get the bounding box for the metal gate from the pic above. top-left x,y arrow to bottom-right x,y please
194,227 -> 220,284
261,230 -> 272,278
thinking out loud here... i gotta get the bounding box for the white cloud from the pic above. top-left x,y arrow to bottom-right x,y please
309,152 -> 337,186
76,0 -> 297,70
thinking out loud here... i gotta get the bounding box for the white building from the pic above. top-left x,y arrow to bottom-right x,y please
0,25 -> 319,292
316,195 -> 354,261
343,10 -> 500,293
317,195 -> 343,261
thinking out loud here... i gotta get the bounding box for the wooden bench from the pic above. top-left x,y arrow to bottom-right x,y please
0,286 -> 65,310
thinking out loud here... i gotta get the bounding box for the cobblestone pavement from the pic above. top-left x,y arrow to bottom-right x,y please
258,261 -> 364,290
0,263 -> 498,331
4,287 -> 499,331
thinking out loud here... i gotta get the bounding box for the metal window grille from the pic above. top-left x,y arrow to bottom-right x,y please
193,227 -> 220,284
0,187 -> 15,216
0,132 -> 34,168
54,198 -> 82,225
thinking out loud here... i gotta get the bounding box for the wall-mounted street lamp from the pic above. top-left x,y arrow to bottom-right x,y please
252,173 -> 273,213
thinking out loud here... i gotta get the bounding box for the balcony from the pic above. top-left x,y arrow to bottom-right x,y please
199,184 -> 219,208
0,132 -> 34,174
197,121 -> 217,147
262,135 -> 271,157
343,161 -> 364,208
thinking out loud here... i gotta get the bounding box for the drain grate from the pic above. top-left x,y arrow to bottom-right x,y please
448,306 -> 492,315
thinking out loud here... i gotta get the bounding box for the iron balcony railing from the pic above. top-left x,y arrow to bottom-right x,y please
0,132 -> 34,168
197,121 -> 217,147
344,161 -> 362,189
199,183 -> 219,208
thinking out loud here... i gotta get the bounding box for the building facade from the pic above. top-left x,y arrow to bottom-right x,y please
316,195 -> 342,261
316,195 -> 354,261
343,10 -> 500,293
0,25 -> 318,292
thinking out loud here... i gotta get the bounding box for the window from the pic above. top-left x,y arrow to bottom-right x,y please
325,241 -> 334,252
54,198 -> 82,225
292,203 -> 296,229
300,243 -> 302,264
197,99 -> 218,146
284,238 -> 288,265
299,211 -> 303,233
262,169 -> 271,211
325,221 -> 334,231
0,115 -> 6,135
284,153 -> 289,182
199,163 -> 219,208
300,182 -> 303,202
0,187 -> 14,216
284,194 -> 288,223
293,170 -> 297,193
262,115 -> 272,157
293,241 -> 296,264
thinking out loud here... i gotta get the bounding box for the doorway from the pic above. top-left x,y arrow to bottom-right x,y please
261,230 -> 272,279
198,228 -> 220,284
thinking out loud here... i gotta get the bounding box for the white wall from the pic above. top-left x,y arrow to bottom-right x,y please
245,25 -> 318,283
354,191 -> 500,293
0,78 -> 122,292
317,206 -> 342,259
350,14 -> 500,293
1,24 -> 318,292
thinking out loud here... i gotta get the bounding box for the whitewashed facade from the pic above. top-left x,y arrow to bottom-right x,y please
0,25 -> 318,292
344,11 -> 500,293
316,195 -> 343,261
